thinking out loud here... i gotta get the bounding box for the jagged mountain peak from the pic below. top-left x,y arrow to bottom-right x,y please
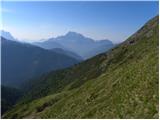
2,16 -> 159,119
1,30 -> 16,41
34,31 -> 114,59
65,31 -> 84,38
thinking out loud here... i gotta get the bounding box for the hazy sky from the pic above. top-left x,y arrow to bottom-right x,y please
1,1 -> 158,43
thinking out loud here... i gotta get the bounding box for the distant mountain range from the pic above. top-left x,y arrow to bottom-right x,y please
2,16 -> 159,119
1,37 -> 81,88
1,30 -> 114,59
33,32 -> 114,59
1,30 -> 115,115
1,30 -> 114,88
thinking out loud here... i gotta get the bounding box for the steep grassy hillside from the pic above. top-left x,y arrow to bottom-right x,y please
3,16 -> 158,119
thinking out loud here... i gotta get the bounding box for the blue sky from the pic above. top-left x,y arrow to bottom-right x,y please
1,1 -> 158,43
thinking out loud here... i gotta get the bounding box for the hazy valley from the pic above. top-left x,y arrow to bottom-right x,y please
1,15 -> 158,118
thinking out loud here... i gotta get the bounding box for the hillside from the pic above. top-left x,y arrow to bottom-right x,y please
3,15 -> 159,118
1,86 -> 23,115
1,38 -> 81,87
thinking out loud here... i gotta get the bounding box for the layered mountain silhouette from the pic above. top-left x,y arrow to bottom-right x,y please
3,16 -> 158,118
51,48 -> 83,61
1,30 -> 16,41
1,37 -> 81,88
33,32 -> 114,59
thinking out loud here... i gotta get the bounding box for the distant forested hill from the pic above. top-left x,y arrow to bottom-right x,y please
3,16 -> 158,119
1,37 -> 81,87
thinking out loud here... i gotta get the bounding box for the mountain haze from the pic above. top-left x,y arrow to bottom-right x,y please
51,48 -> 83,61
1,30 -> 16,41
34,32 -> 114,59
3,16 -> 158,118
1,37 -> 81,87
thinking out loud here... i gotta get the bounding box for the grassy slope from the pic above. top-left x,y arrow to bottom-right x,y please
3,16 -> 159,119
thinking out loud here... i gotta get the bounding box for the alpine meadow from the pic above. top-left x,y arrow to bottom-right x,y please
1,1 -> 159,119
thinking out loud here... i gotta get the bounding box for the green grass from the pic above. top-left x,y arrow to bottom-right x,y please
3,16 -> 159,119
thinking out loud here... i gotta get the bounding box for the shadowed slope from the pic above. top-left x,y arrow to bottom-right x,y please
3,16 -> 159,119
